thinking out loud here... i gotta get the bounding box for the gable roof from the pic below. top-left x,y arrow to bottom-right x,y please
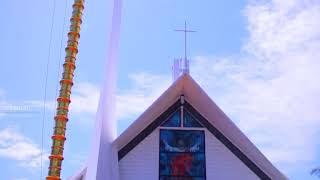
113,74 -> 286,180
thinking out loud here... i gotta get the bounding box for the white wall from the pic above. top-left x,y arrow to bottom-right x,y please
205,129 -> 259,179
119,128 -> 259,180
119,128 -> 159,180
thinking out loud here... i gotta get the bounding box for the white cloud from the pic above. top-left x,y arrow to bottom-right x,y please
69,82 -> 100,115
190,0 -> 320,176
68,73 -> 171,121
0,127 -> 47,168
116,73 -> 171,119
192,55 -> 320,166
0,88 -> 55,117
244,0 -> 320,58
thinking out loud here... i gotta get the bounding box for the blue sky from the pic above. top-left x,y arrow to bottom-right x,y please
0,0 -> 320,179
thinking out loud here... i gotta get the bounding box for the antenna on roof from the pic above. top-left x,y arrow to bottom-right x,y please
172,21 -> 196,81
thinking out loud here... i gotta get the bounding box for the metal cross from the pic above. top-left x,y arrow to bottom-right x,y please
175,21 -> 196,61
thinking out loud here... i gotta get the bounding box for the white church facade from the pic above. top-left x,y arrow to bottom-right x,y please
116,74 -> 286,180
71,73 -> 286,180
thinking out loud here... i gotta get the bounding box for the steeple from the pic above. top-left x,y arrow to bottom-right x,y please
172,21 -> 195,81
84,0 -> 122,179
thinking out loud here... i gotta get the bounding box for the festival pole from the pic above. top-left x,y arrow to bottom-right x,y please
46,0 -> 84,179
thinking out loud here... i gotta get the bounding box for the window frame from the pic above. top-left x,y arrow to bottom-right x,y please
158,128 -> 207,180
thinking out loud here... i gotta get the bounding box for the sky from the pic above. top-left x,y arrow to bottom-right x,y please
0,0 -> 320,179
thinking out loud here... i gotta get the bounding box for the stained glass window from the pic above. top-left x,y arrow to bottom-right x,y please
183,110 -> 203,128
159,130 -> 206,180
161,110 -> 181,127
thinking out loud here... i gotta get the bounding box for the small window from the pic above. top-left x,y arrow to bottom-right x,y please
161,110 -> 181,127
183,110 -> 203,128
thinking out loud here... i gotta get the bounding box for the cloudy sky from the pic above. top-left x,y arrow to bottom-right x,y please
0,0 -> 319,179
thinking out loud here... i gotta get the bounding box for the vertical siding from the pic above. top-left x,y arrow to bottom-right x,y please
119,128 -> 259,180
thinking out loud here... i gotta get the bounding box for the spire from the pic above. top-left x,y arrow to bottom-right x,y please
84,0 -> 122,180
172,22 -> 195,81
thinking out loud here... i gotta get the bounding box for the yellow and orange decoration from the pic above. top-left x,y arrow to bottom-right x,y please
46,0 -> 84,179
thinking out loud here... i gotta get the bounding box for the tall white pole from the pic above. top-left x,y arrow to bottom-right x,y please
85,0 -> 122,179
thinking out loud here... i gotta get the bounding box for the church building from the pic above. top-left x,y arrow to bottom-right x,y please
70,58 -> 286,180
46,0 -> 287,179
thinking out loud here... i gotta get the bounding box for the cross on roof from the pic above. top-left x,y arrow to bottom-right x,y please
175,21 -> 196,61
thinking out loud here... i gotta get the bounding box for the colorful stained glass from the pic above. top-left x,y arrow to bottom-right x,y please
159,177 -> 205,180
161,110 -> 181,127
183,110 -> 203,128
160,130 -> 205,153
159,130 -> 206,179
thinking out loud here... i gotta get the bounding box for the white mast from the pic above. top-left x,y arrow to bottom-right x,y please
85,0 -> 122,180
